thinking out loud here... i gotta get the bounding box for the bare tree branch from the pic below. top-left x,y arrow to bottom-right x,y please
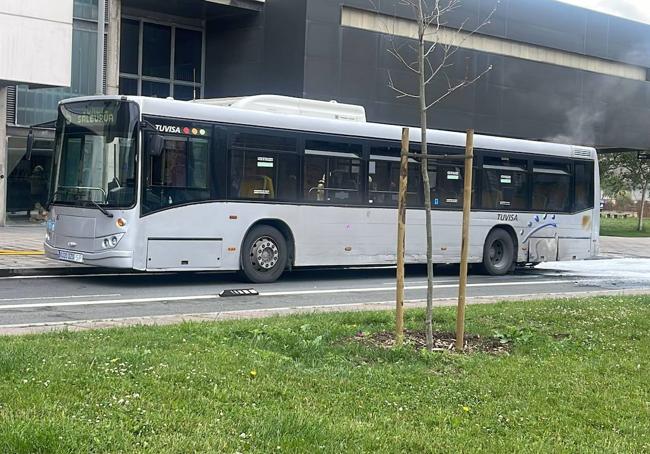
425,64 -> 492,110
387,71 -> 420,99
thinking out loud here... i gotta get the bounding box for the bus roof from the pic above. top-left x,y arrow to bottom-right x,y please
60,95 -> 596,160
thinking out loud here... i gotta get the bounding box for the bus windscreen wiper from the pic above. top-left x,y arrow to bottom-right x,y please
81,200 -> 114,218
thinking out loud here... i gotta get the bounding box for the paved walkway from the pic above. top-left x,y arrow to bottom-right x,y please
0,225 -> 80,272
599,236 -> 650,259
0,225 -> 46,251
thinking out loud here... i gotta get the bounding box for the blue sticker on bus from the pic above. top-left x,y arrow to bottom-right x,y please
434,198 -> 440,205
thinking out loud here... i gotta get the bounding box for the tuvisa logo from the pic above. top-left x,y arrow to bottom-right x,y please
497,213 -> 518,222
154,124 -> 207,136
155,124 -> 182,134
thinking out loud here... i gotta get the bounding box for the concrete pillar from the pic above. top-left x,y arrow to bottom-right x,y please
106,0 -> 121,95
0,86 -> 7,226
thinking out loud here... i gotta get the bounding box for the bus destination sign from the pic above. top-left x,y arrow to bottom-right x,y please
73,110 -> 114,125
63,103 -> 119,127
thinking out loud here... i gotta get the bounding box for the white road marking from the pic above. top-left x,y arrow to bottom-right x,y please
259,279 -> 572,297
0,294 -> 220,310
0,278 -> 571,310
382,279 -> 459,285
0,293 -> 120,302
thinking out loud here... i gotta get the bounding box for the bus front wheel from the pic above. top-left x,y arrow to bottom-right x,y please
482,229 -> 515,276
240,225 -> 288,283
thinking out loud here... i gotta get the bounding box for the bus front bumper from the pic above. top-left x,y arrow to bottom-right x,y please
44,242 -> 134,268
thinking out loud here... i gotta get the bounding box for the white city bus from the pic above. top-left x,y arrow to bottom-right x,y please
44,95 -> 600,282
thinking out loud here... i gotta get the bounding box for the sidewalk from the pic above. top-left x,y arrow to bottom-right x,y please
599,236 -> 650,259
0,225 -> 82,274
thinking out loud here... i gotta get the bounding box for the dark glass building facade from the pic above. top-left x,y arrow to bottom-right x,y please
4,0 -> 650,223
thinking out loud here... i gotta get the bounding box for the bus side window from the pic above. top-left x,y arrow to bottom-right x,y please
368,146 -> 399,206
368,145 -> 422,207
574,161 -> 594,211
531,161 -> 571,212
304,140 -> 362,204
143,133 -> 211,214
229,132 -> 298,201
480,157 -> 528,210
428,161 -> 464,209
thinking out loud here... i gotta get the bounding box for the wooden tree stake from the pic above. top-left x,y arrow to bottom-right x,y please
396,127 -> 409,346
456,129 -> 474,352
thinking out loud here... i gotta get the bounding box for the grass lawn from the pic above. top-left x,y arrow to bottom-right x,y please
1,296 -> 649,453
600,216 -> 650,237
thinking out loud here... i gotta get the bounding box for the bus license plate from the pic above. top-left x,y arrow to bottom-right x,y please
58,250 -> 84,263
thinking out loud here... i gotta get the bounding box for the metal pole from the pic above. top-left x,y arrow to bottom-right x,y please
0,86 -> 7,227
96,0 -> 106,95
395,127 -> 409,346
455,129 -> 474,352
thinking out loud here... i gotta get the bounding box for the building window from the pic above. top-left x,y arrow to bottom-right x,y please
119,18 -> 204,101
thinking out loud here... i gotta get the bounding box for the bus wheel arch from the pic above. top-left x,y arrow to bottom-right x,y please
481,225 -> 518,275
239,219 -> 295,283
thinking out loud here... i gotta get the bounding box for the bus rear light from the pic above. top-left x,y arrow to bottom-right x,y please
116,218 -> 127,227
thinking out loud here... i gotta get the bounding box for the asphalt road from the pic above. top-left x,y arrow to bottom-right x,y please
1,257 -> 649,331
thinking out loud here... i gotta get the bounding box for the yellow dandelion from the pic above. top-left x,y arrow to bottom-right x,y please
463,406 -> 470,412
250,369 -> 257,379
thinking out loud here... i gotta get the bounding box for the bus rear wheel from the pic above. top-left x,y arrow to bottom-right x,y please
482,228 -> 515,276
240,225 -> 288,283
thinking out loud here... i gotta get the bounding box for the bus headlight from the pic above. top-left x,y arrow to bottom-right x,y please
99,233 -> 124,249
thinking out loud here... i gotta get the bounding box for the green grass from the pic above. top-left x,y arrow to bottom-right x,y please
600,216 -> 650,237
1,296 -> 649,453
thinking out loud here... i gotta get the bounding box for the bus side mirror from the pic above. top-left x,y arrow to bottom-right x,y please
148,134 -> 165,157
25,130 -> 34,161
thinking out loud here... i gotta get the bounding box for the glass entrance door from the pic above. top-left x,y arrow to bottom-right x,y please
6,136 -> 54,224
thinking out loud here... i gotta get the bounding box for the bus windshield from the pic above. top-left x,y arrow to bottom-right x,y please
51,100 -> 139,209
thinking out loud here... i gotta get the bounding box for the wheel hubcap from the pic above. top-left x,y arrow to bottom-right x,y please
250,236 -> 279,271
489,240 -> 505,266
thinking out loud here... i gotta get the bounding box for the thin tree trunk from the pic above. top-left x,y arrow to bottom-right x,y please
639,181 -> 648,232
417,1 -> 434,351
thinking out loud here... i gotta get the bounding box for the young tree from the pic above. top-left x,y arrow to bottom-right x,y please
600,152 -> 650,231
376,0 -> 496,349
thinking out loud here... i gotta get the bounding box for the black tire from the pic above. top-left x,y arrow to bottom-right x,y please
482,228 -> 515,276
240,225 -> 288,283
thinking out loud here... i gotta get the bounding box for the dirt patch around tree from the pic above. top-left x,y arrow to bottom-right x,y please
352,329 -> 511,354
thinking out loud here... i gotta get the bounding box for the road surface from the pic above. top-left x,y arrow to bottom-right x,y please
1,257 -> 649,333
